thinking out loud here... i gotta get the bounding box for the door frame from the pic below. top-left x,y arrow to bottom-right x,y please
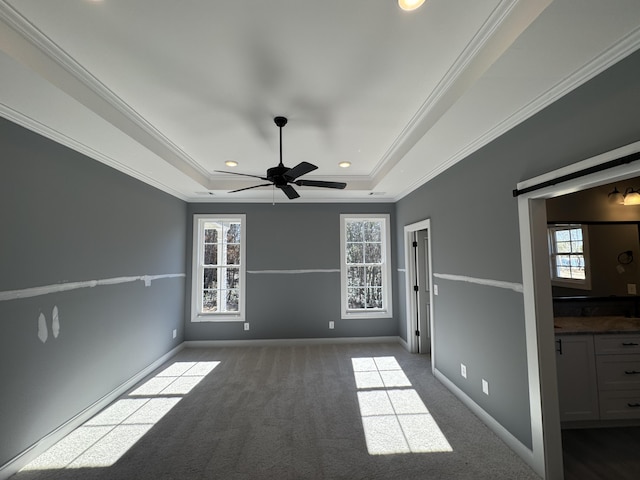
517,140 -> 640,478
404,219 -> 434,366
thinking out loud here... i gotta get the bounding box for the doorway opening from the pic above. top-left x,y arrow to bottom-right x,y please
517,140 -> 640,479
404,219 -> 434,364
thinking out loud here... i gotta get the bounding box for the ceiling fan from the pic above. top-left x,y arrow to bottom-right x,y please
215,116 -> 347,199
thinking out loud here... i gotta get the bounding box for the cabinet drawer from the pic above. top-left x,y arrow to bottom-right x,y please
594,334 -> 640,355
599,390 -> 640,420
596,354 -> 640,390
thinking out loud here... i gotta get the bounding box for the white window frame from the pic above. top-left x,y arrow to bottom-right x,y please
548,223 -> 592,291
191,214 -> 246,322
340,214 -> 392,319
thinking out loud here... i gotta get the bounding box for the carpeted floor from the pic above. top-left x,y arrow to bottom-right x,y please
13,342 -> 540,479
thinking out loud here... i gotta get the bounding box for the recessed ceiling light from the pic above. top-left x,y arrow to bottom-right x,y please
339,161 -> 351,168
398,0 -> 425,11
225,160 -> 238,167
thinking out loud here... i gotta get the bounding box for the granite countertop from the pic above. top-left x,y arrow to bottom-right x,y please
554,316 -> 640,335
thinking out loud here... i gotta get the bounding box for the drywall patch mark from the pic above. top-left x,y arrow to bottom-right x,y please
247,269 -> 340,274
433,273 -> 523,293
38,312 -> 48,343
52,305 -> 60,338
0,273 -> 186,302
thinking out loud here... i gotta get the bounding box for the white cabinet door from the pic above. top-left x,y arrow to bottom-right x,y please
556,334 -> 600,422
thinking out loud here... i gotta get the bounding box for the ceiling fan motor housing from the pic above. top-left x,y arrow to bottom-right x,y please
267,165 -> 291,187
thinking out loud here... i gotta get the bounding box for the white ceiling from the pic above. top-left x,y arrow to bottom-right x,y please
1,0 -> 639,202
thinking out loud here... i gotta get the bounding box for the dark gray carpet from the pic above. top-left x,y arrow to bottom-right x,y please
13,342 -> 540,479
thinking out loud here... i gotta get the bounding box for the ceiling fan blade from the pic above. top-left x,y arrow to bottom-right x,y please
280,184 -> 300,199
294,179 -> 347,189
284,161 -> 317,181
229,183 -> 272,193
215,170 -> 269,181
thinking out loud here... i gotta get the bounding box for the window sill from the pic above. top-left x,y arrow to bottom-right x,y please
341,311 -> 393,320
191,314 -> 245,323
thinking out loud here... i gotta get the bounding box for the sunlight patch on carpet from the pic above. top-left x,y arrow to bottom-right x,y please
352,356 -> 453,455
21,361 -> 220,471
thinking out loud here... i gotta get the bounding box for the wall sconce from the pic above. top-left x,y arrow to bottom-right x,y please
624,187 -> 640,205
608,186 -> 640,205
608,187 -> 624,204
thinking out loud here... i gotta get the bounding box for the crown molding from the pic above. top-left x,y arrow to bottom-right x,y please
393,25 -> 640,202
370,0 -> 537,182
0,103 -> 189,201
0,1 -> 210,182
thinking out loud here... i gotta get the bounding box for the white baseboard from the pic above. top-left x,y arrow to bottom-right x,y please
184,336 -> 402,348
0,344 -> 184,480
434,368 -> 536,470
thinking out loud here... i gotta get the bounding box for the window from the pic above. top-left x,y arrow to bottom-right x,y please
340,214 -> 392,319
548,224 -> 591,290
191,215 -> 246,321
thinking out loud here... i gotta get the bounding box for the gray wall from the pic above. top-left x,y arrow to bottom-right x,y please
395,49 -> 640,448
185,203 -> 398,341
0,118 -> 187,467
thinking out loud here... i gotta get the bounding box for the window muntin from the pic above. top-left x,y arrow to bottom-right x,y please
192,215 -> 246,321
548,224 -> 591,290
341,214 -> 392,319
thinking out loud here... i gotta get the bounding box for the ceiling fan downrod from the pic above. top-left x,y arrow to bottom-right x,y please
274,116 -> 287,167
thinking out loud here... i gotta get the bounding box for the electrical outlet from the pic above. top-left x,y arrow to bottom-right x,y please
244,322 -> 250,331
434,284 -> 439,295
628,283 -> 637,295
329,321 -> 335,329
172,329 -> 177,339
460,363 -> 467,378
482,379 -> 489,395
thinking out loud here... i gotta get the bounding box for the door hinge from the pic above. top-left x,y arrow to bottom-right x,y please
413,285 -> 419,292
415,330 -> 420,336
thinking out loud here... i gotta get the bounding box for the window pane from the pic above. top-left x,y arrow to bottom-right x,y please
202,291 -> 217,312
226,223 -> 241,243
348,266 -> 364,287
364,221 -> 381,242
557,255 -> 571,267
224,290 -> 239,311
555,230 -> 570,242
346,221 -> 363,242
225,268 -> 240,289
570,255 -> 584,268
348,288 -> 365,309
347,243 -> 364,264
570,228 -> 582,241
203,268 -> 217,289
204,244 -> 218,265
226,245 -> 240,265
571,241 -> 583,253
366,266 -> 382,287
365,242 -> 382,263
204,228 -> 218,243
366,288 -> 383,309
557,266 -> 571,278
556,241 -> 571,253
